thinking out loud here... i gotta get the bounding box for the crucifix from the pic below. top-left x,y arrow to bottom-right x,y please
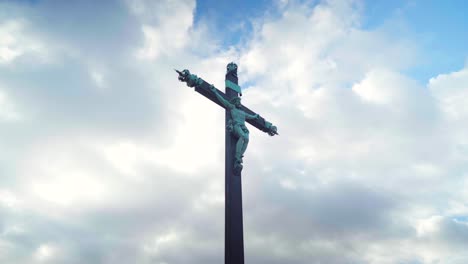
175,62 -> 278,264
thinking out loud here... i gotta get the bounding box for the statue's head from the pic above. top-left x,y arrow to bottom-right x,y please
227,62 -> 238,73
230,97 -> 241,108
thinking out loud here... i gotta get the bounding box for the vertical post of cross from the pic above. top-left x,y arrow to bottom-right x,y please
224,62 -> 244,264
175,62 -> 278,263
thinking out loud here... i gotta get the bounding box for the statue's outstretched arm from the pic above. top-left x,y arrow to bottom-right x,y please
245,112 -> 259,120
211,85 -> 233,109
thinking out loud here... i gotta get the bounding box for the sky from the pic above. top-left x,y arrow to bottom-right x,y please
1,0 -> 468,263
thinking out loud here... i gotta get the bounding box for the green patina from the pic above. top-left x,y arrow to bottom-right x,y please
175,63 -> 278,264
175,65 -> 278,170
187,73 -> 203,87
210,85 -> 259,164
225,79 -> 242,94
264,121 -> 278,136
176,69 -> 203,88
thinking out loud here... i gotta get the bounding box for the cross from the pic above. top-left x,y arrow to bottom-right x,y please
175,62 -> 278,264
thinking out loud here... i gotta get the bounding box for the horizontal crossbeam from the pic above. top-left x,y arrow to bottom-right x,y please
176,69 -> 278,136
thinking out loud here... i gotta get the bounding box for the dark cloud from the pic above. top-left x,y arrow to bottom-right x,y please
0,0 -> 142,58
438,217 -> 468,245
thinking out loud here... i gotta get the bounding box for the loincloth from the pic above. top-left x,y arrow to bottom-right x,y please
227,120 -> 249,134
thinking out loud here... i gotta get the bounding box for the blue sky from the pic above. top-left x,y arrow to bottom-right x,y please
363,0 -> 468,81
1,0 -> 468,263
193,0 -> 468,82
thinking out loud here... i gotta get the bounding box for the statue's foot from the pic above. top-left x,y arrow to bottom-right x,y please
234,161 -> 243,176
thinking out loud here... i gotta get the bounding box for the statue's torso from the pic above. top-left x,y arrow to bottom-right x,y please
230,108 -> 247,125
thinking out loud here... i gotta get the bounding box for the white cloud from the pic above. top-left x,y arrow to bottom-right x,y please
0,20 -> 25,63
0,20 -> 47,64
19,139 -> 112,210
142,231 -> 180,257
1,0 -> 468,263
352,69 -> 419,105
236,0 -> 468,262
0,87 -> 21,121
34,243 -> 58,262
0,189 -> 20,209
429,65 -> 468,122
129,0 -> 196,60
89,68 -> 106,89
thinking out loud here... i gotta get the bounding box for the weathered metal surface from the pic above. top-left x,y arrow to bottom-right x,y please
175,63 -> 277,264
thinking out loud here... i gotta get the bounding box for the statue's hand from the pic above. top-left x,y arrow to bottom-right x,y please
254,114 -> 260,119
268,125 -> 278,136
175,69 -> 202,88
264,120 -> 278,136
175,69 -> 190,82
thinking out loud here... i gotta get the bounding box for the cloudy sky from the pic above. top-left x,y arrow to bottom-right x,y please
1,0 -> 468,263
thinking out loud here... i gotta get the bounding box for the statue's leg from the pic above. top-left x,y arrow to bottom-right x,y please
239,126 -> 249,158
240,133 -> 249,158
233,125 -> 245,162
236,137 -> 244,161
237,126 -> 249,161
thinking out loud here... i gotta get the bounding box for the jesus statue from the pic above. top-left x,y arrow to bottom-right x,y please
210,85 -> 260,168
